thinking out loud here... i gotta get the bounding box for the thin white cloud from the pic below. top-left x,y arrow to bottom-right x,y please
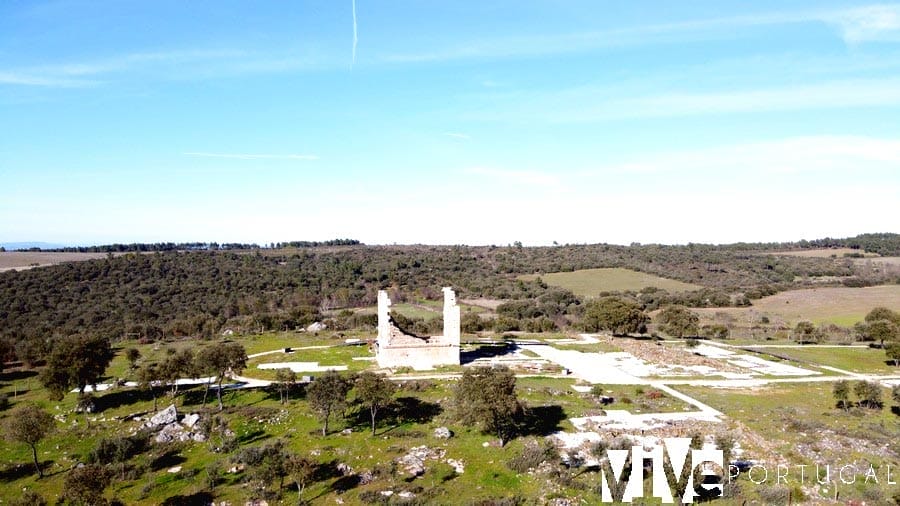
464,167 -> 560,188
0,71 -> 98,87
444,132 -> 470,140
469,77 -> 900,123
184,152 -> 319,161
380,4 -> 900,64
0,48 -> 324,88
824,4 -> 900,43
590,135 -> 900,176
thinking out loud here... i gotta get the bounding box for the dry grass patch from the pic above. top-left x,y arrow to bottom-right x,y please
697,285 -> 900,327
0,252 -> 109,271
768,248 -> 873,258
519,268 -> 701,297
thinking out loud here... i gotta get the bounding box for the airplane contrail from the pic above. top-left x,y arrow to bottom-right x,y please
352,0 -> 358,67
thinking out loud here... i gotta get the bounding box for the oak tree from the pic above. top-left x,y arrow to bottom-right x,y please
355,372 -> 396,435
4,404 -> 55,478
39,334 -> 114,400
656,305 -> 700,338
833,380 -> 850,411
307,370 -> 350,436
581,297 -> 648,336
455,366 -> 522,446
274,368 -> 297,405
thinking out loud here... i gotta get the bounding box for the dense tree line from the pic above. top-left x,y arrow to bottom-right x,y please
0,236 -> 897,350
30,238 -> 361,253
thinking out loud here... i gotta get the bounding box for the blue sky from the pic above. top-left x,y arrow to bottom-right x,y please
1,1 -> 899,246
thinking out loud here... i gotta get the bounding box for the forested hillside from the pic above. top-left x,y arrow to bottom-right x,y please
1,235 -> 898,348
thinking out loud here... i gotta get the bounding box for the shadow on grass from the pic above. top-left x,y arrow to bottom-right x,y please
95,388 -> 153,412
305,460 -> 357,500
461,343 -> 515,364
519,405 -> 566,437
356,397 -> 442,435
236,429 -> 269,446
331,474 -> 361,493
0,461 -> 51,482
0,388 -> 31,401
0,369 -> 38,382
161,491 -> 214,506
262,383 -> 307,404
181,386 -> 217,407
150,452 -> 187,472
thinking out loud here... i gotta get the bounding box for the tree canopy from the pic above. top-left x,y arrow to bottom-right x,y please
307,371 -> 351,436
581,296 -> 649,336
196,342 -> 247,410
656,305 -> 700,338
455,366 -> 522,446
4,404 -> 55,478
355,372 -> 396,435
39,334 -> 113,400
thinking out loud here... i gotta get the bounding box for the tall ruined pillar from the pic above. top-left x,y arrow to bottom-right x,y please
442,287 -> 460,346
377,290 -> 392,349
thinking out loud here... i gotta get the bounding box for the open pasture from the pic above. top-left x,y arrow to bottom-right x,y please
0,251 -> 109,272
768,248 -> 871,258
519,267 -> 702,297
744,346 -> 897,374
697,285 -> 900,327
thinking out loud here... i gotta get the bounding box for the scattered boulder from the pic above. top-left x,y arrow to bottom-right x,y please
396,446 -> 446,478
167,466 -> 182,473
433,427 -> 453,439
146,404 -> 178,429
337,463 -> 354,476
341,428 -> 353,435
447,458 -> 465,474
306,322 -> 327,332
155,423 -> 183,443
181,413 -> 200,429
358,470 -> 375,485
75,398 -> 97,413
155,421 -> 206,443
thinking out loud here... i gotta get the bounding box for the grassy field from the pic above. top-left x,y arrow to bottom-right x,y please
520,268 -> 702,297
679,382 -> 900,503
246,345 -> 375,378
550,341 -> 624,353
697,285 -> 900,327
853,256 -> 900,266
0,366 -> 609,505
743,346 -> 898,374
767,248 -> 873,258
0,251 -> 110,272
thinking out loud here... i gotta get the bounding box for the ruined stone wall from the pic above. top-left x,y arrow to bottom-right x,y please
442,287 -> 461,346
375,287 -> 461,370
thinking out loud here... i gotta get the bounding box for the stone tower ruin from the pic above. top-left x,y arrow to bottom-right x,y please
375,287 -> 461,370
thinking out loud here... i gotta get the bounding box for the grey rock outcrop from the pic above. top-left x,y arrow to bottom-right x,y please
146,404 -> 177,429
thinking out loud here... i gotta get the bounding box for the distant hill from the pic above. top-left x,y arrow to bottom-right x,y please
0,241 -> 67,251
2,234 -> 898,344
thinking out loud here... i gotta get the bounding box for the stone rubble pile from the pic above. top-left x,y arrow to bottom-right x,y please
140,404 -> 206,443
